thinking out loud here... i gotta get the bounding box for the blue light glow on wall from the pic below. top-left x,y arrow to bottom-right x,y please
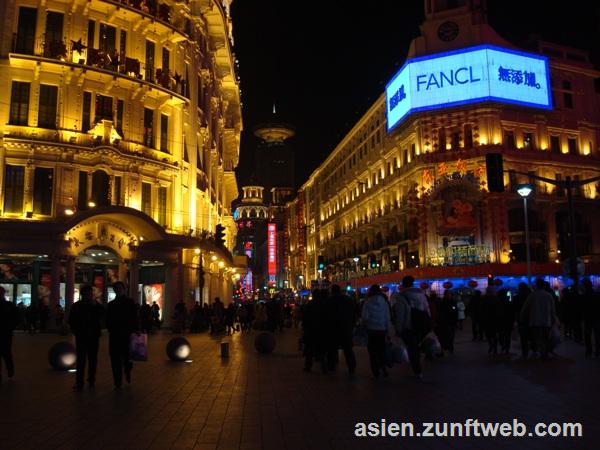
386,45 -> 553,132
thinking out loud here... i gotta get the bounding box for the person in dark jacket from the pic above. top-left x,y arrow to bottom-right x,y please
582,278 -> 600,358
139,300 -> 153,334
437,290 -> 458,355
513,282 -> 532,358
105,282 -> 139,388
0,286 -> 19,383
302,290 -> 325,372
68,284 -> 105,390
497,289 -> 515,354
469,290 -> 484,341
330,284 -> 357,374
482,287 -> 500,355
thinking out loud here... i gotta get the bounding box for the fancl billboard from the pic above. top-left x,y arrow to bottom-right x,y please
386,45 -> 552,131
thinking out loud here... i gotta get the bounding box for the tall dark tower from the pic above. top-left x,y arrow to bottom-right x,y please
253,113 -> 295,195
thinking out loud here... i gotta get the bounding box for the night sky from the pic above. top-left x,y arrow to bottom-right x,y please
230,0 -> 600,189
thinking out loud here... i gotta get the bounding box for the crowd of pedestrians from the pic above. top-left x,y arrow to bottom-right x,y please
298,275 -> 600,380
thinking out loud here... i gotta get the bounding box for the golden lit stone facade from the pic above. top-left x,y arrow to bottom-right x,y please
287,1 -> 600,289
0,0 -> 242,319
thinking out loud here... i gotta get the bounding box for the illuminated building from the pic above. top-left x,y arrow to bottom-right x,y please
286,0 -> 600,292
233,119 -> 295,295
0,0 -> 242,320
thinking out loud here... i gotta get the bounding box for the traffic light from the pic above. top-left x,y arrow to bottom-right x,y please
215,224 -> 226,246
317,255 -> 325,271
485,153 -> 504,192
370,256 -> 377,269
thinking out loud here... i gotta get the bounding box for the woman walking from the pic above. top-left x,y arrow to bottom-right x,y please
361,284 -> 391,378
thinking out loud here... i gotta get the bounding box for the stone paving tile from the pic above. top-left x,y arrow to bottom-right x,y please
1,326 -> 600,449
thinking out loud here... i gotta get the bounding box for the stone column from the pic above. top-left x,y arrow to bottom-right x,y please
118,260 -> 128,283
128,259 -> 139,301
65,256 -> 75,313
23,165 -> 34,214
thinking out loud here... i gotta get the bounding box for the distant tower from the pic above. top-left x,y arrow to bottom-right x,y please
253,110 -> 295,195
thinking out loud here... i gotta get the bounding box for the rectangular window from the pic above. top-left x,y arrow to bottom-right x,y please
116,99 -> 124,137
141,182 -> 152,216
145,40 -> 155,82
451,132 -> 460,150
114,176 -> 122,206
3,165 -> 25,214
87,20 -> 95,48
144,108 -> 154,147
504,130 -> 515,149
563,92 -> 573,109
95,94 -> 113,122
158,186 -> 167,226
411,144 -> 416,160
33,168 -> 53,215
99,23 -> 116,53
523,132 -> 533,149
82,91 -> 92,132
9,81 -> 30,126
160,114 -> 169,152
77,171 -> 88,210
15,7 -> 37,54
464,124 -> 473,148
119,30 -> 127,59
44,11 -> 64,58
162,47 -> 170,71
438,128 -> 446,150
550,135 -> 561,153
567,137 -> 578,154
38,84 -> 58,129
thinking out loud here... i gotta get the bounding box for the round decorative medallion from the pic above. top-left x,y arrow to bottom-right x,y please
438,21 -> 459,42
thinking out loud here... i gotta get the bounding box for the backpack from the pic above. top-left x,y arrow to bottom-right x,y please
397,293 -> 432,335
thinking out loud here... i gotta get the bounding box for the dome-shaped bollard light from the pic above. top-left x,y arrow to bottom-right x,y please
48,341 -> 77,370
167,337 -> 191,362
254,332 -> 276,354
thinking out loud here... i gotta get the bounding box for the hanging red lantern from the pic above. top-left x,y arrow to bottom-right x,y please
443,281 -> 453,290
420,282 -> 429,290
468,280 -> 478,288
494,278 -> 503,286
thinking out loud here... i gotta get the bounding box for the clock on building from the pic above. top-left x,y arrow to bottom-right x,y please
438,21 -> 459,42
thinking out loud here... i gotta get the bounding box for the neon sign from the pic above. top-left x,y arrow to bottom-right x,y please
386,45 -> 552,131
268,223 -> 276,286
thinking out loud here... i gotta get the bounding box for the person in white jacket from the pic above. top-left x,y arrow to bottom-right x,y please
361,284 -> 391,378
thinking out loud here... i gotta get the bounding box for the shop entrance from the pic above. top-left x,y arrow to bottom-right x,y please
74,247 -> 121,304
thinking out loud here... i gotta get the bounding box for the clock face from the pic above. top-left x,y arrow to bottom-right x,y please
438,21 -> 459,42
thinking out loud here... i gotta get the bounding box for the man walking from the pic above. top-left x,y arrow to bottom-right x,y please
330,284 -> 357,374
68,284 -> 104,390
520,278 -> 558,359
393,276 -> 431,378
106,282 -> 139,388
0,286 -> 18,383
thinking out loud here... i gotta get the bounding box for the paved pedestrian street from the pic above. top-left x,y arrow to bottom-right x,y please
1,327 -> 599,450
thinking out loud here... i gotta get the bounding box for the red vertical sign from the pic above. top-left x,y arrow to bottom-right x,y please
268,223 -> 277,286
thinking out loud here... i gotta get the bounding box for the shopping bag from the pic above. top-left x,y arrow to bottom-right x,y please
421,332 -> 441,355
129,333 -> 148,361
549,325 -> 561,351
391,344 -> 409,364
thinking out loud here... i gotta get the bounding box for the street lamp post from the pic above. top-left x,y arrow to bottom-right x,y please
517,184 -> 533,287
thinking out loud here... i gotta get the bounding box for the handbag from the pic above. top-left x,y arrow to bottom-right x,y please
129,333 -> 148,361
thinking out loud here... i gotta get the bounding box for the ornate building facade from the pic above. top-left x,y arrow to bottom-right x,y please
0,0 -> 242,321
286,0 -> 600,291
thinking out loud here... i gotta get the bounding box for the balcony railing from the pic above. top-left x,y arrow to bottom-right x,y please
11,35 -> 190,99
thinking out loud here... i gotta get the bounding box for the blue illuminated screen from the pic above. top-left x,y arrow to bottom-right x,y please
386,45 -> 552,131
